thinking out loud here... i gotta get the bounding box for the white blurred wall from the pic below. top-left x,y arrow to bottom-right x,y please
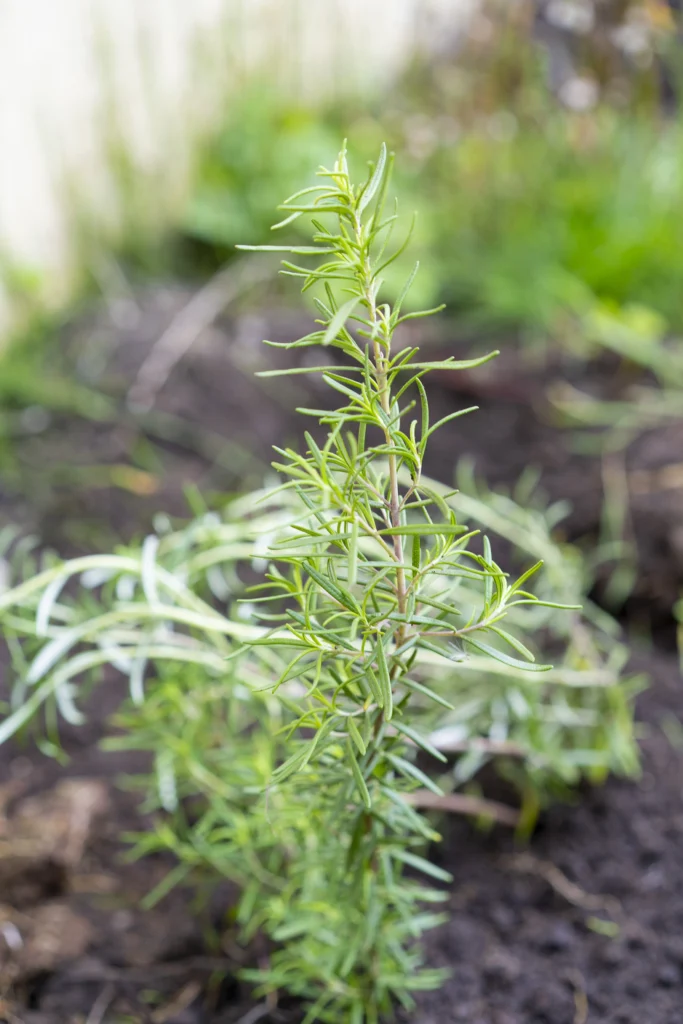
0,0 -> 476,337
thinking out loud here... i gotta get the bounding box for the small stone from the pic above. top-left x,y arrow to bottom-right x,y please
0,779 -> 110,906
597,941 -> 626,967
624,974 -> 647,998
632,817 -> 665,859
598,863 -> 633,897
489,904 -> 515,936
666,936 -> 683,965
482,947 -> 521,989
492,1012 -> 517,1024
624,924 -> 651,951
524,983 -> 575,1024
538,920 -> 575,953
658,963 -> 680,988
611,1010 -> 638,1024
452,1004 -> 478,1022
111,909 -> 134,932
585,989 -> 607,1016
12,779 -> 110,867
638,865 -> 665,891
15,903 -> 92,976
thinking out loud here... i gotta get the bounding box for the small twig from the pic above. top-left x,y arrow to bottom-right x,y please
91,252 -> 141,330
127,256 -> 273,413
602,453 -> 632,537
506,852 -> 621,916
426,734 -> 527,758
151,980 -> 202,1023
57,955 -> 228,984
0,1000 -> 24,1024
403,789 -> 520,827
392,727 -> 527,759
85,983 -> 115,1024
566,968 -> 589,1024
234,1002 -> 273,1024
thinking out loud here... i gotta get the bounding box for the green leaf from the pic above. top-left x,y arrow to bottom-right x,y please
390,848 -> 453,884
365,666 -> 385,708
303,560 -> 361,615
489,626 -> 536,663
376,211 -> 416,276
322,297 -> 359,347
483,535 -> 493,605
378,524 -> 466,537
386,753 -> 443,796
395,304 -> 447,324
248,636 -> 312,648
322,373 -> 364,402
236,245 -> 335,254
420,406 -> 478,451
35,573 -> 68,636
347,738 -> 371,809
411,533 -> 421,572
390,721 -> 448,764
271,747 -> 308,784
408,351 -> 499,371
347,716 -> 366,755
270,210 -> 303,230
255,364 -> 353,378
416,377 -> 429,445
141,863 -> 191,910
509,560 -> 544,593
155,749 -> 178,812
391,260 -> 421,325
358,142 -> 387,213
375,638 -> 393,720
464,635 -> 552,672
140,534 -> 159,604
348,520 -> 359,587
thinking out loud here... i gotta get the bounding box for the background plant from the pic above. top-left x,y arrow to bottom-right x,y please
0,145 -> 640,1022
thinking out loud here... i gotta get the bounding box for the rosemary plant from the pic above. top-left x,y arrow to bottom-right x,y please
0,145 -> 640,1023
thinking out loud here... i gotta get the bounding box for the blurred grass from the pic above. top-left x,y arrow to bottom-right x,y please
180,15 -> 683,349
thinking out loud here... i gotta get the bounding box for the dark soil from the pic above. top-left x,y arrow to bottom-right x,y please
409,650 -> 683,1024
1,287 -> 682,1023
422,342 -> 683,626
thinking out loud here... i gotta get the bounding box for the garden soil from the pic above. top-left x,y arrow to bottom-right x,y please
0,288 -> 681,1023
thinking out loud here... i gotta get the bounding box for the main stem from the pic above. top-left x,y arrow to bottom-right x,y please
357,217 -> 407,631
374,339 -> 407,624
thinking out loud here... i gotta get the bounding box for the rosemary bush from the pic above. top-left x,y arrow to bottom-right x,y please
0,145 -> 639,1023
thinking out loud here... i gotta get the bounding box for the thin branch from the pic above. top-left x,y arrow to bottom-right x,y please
234,1003 -> 274,1024
85,984 -> 115,1024
506,852 -> 622,915
127,256 -> 273,413
398,732 -> 526,758
403,789 -> 520,827
431,736 -> 526,757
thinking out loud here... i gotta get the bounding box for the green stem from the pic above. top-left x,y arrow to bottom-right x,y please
356,212 -> 407,628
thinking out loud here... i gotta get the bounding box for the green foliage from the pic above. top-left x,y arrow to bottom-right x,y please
384,5 -> 683,342
414,115 -> 683,342
185,91 -> 342,256
0,317 -> 114,491
185,20 -> 683,348
0,146 -> 640,1022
